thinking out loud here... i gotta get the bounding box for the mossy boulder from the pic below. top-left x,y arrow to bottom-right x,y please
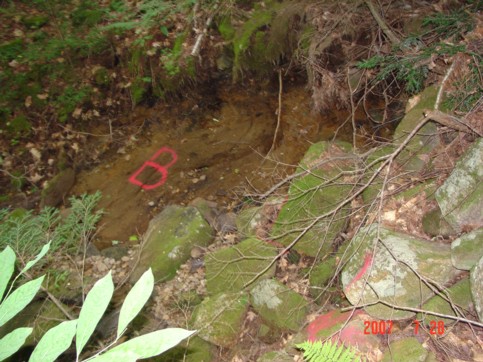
393,86 -> 440,172
157,336 -> 214,362
40,168 -> 76,208
257,350 -> 294,362
250,279 -> 308,332
130,205 -> 214,283
435,138 -> 483,232
422,207 -> 456,237
417,278 -> 473,326
382,337 -> 428,362
271,141 -> 357,257
308,257 -> 337,300
341,224 -> 459,320
451,228 -> 483,270
361,145 -> 395,204
0,299 -> 71,347
191,292 -> 249,347
236,206 -> 263,237
205,237 -> 277,294
471,255 -> 483,322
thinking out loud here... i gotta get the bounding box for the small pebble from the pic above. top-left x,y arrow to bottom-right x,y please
148,201 -> 155,207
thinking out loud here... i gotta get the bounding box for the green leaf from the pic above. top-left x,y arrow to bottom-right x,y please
0,246 -> 16,302
160,26 -> 169,36
29,319 -> 77,362
117,269 -> 154,338
0,327 -> 32,361
0,275 -> 45,328
19,241 -> 51,277
90,328 -> 196,362
76,271 -> 114,359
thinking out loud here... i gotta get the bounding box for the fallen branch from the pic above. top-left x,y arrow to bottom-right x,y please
267,69 -> 283,155
364,0 -> 401,46
191,3 -> 217,57
424,109 -> 481,136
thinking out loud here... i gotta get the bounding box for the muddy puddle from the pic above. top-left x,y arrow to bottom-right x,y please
72,83 -> 363,249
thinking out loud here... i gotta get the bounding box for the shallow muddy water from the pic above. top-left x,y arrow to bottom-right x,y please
72,83 -> 360,248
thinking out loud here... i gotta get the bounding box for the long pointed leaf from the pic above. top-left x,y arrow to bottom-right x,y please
29,319 -> 77,362
116,268 -> 154,338
19,241 -> 51,277
89,328 -> 196,362
0,246 -> 16,302
76,271 -> 113,359
0,275 -> 44,328
0,327 -> 32,361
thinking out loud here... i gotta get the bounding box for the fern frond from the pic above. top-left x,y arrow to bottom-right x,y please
296,340 -> 360,362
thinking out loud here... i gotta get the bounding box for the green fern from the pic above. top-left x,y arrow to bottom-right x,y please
296,340 -> 360,362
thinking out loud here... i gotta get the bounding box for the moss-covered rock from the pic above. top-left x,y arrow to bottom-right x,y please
40,168 -> 76,208
362,145 -> 395,204
250,279 -> 308,332
236,206 -> 263,237
0,299 -> 71,348
382,337 -> 428,362
451,228 -> 483,270
308,257 -> 337,300
191,292 -> 249,347
157,336 -> 214,362
422,207 -> 455,237
130,205 -> 214,283
393,86 -> 440,173
417,278 -> 473,326
257,350 -> 294,362
342,224 -> 459,320
435,138 -> 483,232
471,254 -> 483,322
205,237 -> 277,294
271,141 -> 356,257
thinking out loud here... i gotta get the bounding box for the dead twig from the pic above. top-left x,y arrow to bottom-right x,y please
364,0 -> 401,46
267,69 -> 283,156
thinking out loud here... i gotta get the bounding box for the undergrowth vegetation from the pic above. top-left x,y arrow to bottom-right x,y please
0,192 -> 102,266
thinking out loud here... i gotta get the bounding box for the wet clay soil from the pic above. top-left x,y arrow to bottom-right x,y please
72,83 -> 358,249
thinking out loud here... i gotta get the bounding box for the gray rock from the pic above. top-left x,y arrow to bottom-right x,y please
205,237 -> 277,295
451,228 -> 483,270
191,292 -> 248,347
435,138 -> 483,232
471,255 -> 483,322
341,224 -> 460,320
130,205 -> 214,283
250,279 -> 308,332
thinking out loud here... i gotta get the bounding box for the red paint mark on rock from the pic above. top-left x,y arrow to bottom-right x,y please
307,310 -> 362,342
345,252 -> 373,291
128,147 -> 178,190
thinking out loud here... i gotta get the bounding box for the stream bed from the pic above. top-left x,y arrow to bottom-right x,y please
72,83 -> 360,249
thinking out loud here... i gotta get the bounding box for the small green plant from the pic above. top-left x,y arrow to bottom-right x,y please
297,340 -> 360,362
0,192 -> 103,263
0,243 -> 195,361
